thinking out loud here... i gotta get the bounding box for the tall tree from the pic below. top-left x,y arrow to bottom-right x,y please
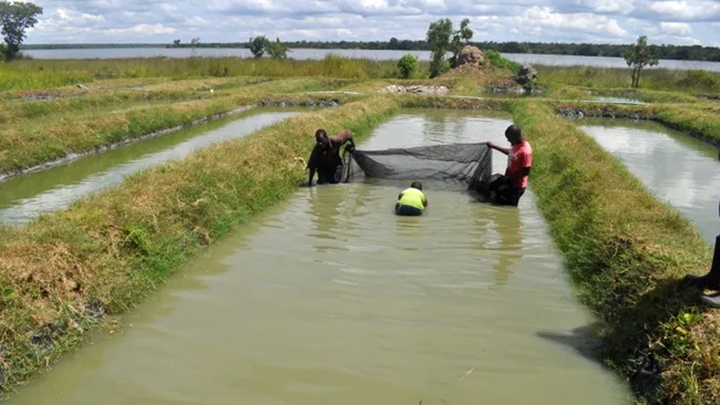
266,37 -> 289,59
426,18 -> 453,78
623,35 -> 659,88
249,35 -> 269,58
0,0 -> 43,61
449,18 -> 473,67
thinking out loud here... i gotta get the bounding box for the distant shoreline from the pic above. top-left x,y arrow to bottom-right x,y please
18,41 -> 720,63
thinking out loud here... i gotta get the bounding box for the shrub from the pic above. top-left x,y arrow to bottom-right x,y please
484,49 -> 521,74
397,54 -> 418,79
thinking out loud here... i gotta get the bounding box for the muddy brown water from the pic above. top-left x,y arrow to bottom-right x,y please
0,107 -> 302,225
579,118 -> 720,245
7,109 -> 632,405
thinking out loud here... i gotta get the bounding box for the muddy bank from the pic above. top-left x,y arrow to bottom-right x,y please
260,97 -> 342,108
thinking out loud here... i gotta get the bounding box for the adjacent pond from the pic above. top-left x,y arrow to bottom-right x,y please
0,107 -> 301,225
579,118 -> 720,245
6,109 -> 633,405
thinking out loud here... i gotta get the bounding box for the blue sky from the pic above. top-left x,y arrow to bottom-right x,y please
24,0 -> 720,46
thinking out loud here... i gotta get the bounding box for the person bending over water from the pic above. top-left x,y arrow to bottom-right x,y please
307,128 -> 356,187
395,181 -> 428,216
486,125 -> 533,207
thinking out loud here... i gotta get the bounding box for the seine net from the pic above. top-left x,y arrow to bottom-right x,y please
342,142 -> 494,193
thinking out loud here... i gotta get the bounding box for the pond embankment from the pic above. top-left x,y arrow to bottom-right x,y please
511,101 -> 718,405
551,101 -> 720,148
0,96 -> 398,396
0,78 -> 359,181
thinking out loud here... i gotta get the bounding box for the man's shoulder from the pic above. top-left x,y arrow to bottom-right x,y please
520,140 -> 532,154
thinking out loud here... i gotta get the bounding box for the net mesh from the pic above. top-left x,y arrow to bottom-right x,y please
342,142 -> 494,192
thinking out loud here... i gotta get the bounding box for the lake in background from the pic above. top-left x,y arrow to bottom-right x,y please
22,47 -> 720,71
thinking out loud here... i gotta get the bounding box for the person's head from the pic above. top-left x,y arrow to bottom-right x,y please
505,125 -> 523,145
315,129 -> 329,149
411,181 -> 423,191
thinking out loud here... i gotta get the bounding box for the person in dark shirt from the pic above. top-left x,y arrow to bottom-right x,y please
307,128 -> 355,187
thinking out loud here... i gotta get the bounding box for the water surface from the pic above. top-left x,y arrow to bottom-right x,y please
0,107 -> 300,225
580,118 -> 720,244
8,109 -> 632,405
22,47 -> 720,71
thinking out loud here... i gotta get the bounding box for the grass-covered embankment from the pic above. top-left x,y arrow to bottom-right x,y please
0,55 -> 408,91
511,101 -> 718,405
0,78 -> 359,178
542,84 -> 701,104
0,95 -> 399,397
548,101 -> 720,147
0,76 -> 351,124
535,64 -> 720,95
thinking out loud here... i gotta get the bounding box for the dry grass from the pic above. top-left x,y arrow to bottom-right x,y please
511,100 -> 718,405
0,96 -> 399,397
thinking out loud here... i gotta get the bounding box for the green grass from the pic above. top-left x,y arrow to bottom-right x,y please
0,91 -> 211,124
511,100 -> 719,405
653,106 -> 720,145
0,96 -> 399,398
0,54 -> 417,91
535,65 -> 720,94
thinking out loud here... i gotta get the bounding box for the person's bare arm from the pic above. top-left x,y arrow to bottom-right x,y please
308,168 -> 316,186
307,147 -> 318,186
334,129 -> 355,151
487,141 -> 509,155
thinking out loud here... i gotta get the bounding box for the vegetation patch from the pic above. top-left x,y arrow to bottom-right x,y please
0,96 -> 399,397
511,101 -> 718,405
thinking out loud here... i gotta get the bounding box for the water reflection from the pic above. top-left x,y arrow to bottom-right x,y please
422,110 -> 447,145
580,118 -> 720,244
488,205 -> 523,288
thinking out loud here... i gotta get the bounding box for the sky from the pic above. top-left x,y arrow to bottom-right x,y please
23,0 -> 720,46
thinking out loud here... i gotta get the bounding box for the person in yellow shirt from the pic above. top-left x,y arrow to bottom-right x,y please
395,181 -> 428,216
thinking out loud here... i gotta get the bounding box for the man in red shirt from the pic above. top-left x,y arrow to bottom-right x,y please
486,125 -> 532,207
307,128 -> 356,186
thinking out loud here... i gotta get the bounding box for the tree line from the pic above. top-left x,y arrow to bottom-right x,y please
21,39 -> 720,62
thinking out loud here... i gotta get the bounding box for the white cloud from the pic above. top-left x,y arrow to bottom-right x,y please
647,0 -> 720,21
660,22 -> 692,36
519,6 -> 628,37
105,24 -> 177,35
20,0 -> 720,45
